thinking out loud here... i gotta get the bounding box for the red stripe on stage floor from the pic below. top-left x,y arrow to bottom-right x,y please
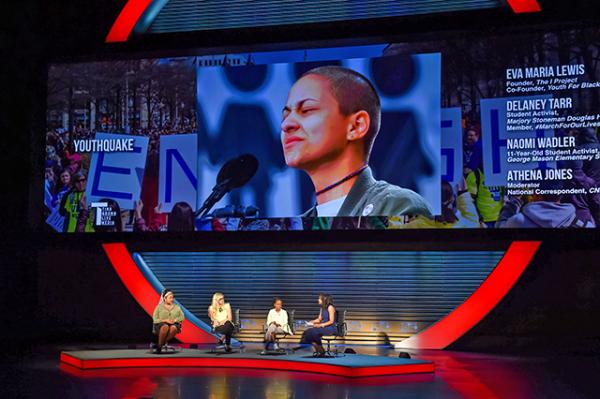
59,362 -> 435,385
398,241 -> 541,349
60,353 -> 83,368
60,355 -> 434,378
105,0 -> 152,43
506,0 -> 541,13
102,243 -> 215,343
346,363 -> 434,377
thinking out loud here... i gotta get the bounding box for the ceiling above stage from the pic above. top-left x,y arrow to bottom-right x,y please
107,0 -> 542,43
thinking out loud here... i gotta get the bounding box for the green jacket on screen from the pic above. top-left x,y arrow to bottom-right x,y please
302,167 -> 433,218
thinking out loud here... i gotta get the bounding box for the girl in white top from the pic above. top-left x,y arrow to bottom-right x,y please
208,292 -> 234,351
264,297 -> 292,351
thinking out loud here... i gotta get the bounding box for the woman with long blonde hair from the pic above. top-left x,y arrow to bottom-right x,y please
208,292 -> 234,352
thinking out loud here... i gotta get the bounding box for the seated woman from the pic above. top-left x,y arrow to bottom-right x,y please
208,292 -> 235,352
264,297 -> 293,352
299,293 -> 337,356
152,288 -> 185,353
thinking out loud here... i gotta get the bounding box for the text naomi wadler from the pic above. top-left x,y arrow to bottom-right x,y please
507,168 -> 572,181
73,138 -> 135,153
507,135 -> 575,150
506,64 -> 585,80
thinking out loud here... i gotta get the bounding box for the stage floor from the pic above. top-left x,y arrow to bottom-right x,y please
60,348 -> 434,378
5,344 -> 597,398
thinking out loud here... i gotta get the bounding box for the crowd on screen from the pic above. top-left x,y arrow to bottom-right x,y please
44,125 -> 194,233
444,122 -> 600,228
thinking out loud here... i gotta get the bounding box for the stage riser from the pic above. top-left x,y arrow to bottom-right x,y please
60,349 -> 435,378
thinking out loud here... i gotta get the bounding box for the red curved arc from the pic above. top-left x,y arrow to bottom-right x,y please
398,241 -> 541,349
106,0 -> 153,43
102,243 -> 215,343
103,241 -> 540,348
105,0 -> 540,43
507,0 -> 541,13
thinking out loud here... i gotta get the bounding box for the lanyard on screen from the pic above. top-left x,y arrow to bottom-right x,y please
315,165 -> 368,197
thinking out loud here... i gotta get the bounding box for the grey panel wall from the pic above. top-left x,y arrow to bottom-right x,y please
144,0 -> 504,34
139,250 -> 503,344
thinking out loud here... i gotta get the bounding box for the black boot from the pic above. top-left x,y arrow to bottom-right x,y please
314,344 -> 325,357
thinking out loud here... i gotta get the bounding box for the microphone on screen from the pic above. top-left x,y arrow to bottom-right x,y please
194,154 -> 259,218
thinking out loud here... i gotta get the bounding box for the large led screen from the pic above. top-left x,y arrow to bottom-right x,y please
44,26 -> 600,232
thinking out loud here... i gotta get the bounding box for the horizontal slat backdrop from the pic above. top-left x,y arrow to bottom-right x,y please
138,251 -> 503,345
147,0 -> 503,34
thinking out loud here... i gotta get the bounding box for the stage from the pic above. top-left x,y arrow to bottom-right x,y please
60,348 -> 434,378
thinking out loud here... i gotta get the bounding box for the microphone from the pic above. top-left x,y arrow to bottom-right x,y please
195,154 -> 259,217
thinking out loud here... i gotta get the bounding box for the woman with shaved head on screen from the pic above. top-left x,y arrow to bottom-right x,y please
281,65 -> 432,218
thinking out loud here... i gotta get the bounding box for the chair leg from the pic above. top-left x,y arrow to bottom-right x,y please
322,338 -> 337,357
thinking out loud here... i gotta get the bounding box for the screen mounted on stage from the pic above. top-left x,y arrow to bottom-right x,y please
44,25 -> 600,232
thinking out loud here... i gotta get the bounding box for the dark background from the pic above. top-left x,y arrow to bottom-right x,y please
3,0 -> 600,354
